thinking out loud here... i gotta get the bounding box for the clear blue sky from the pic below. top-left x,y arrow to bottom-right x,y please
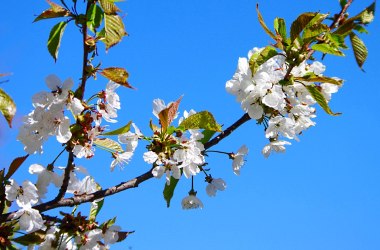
1,1 -> 379,249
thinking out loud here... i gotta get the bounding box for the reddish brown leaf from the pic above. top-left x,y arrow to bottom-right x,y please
33,0 -> 70,22
5,155 -> 29,180
158,96 -> 182,132
100,67 -> 133,89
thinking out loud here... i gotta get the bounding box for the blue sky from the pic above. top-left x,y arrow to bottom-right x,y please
1,0 -> 379,249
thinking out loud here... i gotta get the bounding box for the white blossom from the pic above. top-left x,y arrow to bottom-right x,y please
262,140 -> 291,158
29,164 -> 63,200
110,151 -> 134,171
181,193 -> 204,210
13,207 -> 46,233
206,178 -> 227,197
5,179 -> 39,208
232,145 -> 248,175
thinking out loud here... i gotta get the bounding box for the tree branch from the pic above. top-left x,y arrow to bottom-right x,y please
330,0 -> 354,29
52,151 -> 74,202
204,113 -> 251,149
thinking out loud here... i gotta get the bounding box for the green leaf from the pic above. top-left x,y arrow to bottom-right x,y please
305,85 -> 341,116
290,12 -> 317,42
33,1 -> 70,22
163,176 -> 179,208
87,4 -> 104,33
353,24 -> 369,34
274,18 -> 287,41
158,97 -> 182,132
99,67 -> 133,88
311,43 -> 344,56
102,121 -> 132,136
13,230 -> 45,246
93,138 -> 123,152
200,130 -> 216,144
99,0 -> 121,14
0,88 -> 16,128
349,32 -> 368,69
249,46 -> 278,75
99,14 -> 127,50
179,111 -> 222,132
47,21 -> 67,62
294,74 -> 343,85
256,4 -> 277,41
334,19 -> 355,36
89,199 -> 104,222
5,155 -> 29,180
302,23 -> 329,43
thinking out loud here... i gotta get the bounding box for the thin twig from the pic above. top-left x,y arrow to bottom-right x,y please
52,152 -> 74,202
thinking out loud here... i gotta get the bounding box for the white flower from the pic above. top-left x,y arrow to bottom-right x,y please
181,193 -> 204,210
75,229 -> 103,250
118,123 -> 141,152
110,151 -> 134,171
206,178 -> 227,197
143,151 -> 159,164
262,140 -> 291,158
104,81 -> 121,110
45,74 -> 73,104
231,145 -> 248,175
73,144 -> 95,159
39,226 -> 75,250
103,225 -> 121,245
12,207 -> 46,233
29,164 -> 63,200
97,100 -> 118,123
67,97 -> 85,116
265,116 -> 296,139
5,179 -> 39,208
173,134 -> 205,178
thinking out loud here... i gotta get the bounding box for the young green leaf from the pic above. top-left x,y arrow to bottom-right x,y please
99,0 -> 121,15
100,67 -> 133,88
0,88 -> 16,128
93,138 -> 123,152
47,21 -> 67,62
100,14 -> 127,50
311,43 -> 344,56
294,75 -> 343,85
33,1 -> 70,22
87,3 -> 104,33
89,199 -> 104,222
102,121 -> 132,136
256,4 -> 277,41
349,32 -> 368,70
274,18 -> 287,42
305,85 -> 341,116
249,46 -> 278,75
200,130 -> 217,144
179,111 -> 222,132
163,176 -> 180,208
290,12 -> 317,42
5,155 -> 29,180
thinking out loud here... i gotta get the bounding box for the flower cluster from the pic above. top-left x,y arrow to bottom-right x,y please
17,75 -> 83,154
5,179 -> 45,233
226,47 -> 341,157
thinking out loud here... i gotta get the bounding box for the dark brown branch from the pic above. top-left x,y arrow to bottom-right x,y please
52,152 -> 74,202
204,113 -> 251,149
77,1 -> 92,100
